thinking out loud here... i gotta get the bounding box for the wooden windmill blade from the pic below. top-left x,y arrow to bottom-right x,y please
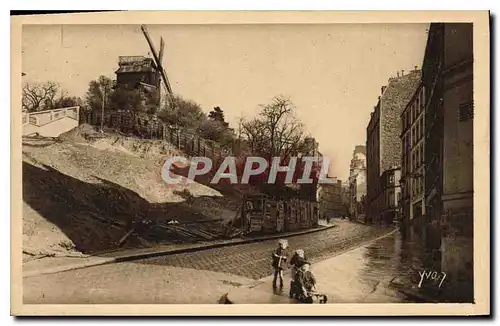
140,25 -> 173,96
157,37 -> 165,103
159,37 -> 165,64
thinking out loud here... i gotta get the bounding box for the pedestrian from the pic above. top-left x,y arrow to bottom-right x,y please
289,249 -> 308,298
271,239 -> 289,289
290,249 -> 307,277
297,262 -> 318,303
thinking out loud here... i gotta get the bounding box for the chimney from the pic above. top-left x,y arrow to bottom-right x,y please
397,71 -> 400,77
414,65 -> 418,71
401,69 -> 405,76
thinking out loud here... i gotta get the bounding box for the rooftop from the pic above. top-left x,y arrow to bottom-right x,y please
116,56 -> 158,74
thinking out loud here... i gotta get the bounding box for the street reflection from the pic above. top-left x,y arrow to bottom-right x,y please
358,225 -> 473,303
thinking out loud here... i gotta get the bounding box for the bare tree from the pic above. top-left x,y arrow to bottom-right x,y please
240,95 -> 308,159
259,95 -> 294,157
240,117 -> 268,153
22,81 -> 60,112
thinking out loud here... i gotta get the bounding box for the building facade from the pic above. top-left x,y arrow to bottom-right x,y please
298,137 -> 322,202
380,167 -> 402,225
115,56 -> 160,109
318,179 -> 343,219
400,83 -> 426,230
422,23 -> 474,302
348,145 -> 367,220
115,56 -> 160,89
366,69 -> 421,224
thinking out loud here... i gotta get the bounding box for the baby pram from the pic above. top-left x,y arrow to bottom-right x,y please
289,262 -> 328,304
289,278 -> 328,303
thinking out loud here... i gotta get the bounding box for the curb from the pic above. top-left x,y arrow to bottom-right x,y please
23,258 -> 116,278
24,224 -> 337,278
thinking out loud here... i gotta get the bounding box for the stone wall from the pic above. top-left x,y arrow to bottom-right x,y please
380,70 -> 421,174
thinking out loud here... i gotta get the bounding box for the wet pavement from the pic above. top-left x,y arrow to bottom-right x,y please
23,221 -> 392,304
225,230 -> 428,303
23,220 -> 473,304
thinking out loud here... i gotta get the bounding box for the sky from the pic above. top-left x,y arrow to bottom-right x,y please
21,23 -> 428,181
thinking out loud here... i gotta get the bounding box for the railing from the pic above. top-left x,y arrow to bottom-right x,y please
23,106 -> 80,127
119,56 -> 148,65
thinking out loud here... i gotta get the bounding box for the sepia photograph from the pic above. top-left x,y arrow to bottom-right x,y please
10,10 -> 490,316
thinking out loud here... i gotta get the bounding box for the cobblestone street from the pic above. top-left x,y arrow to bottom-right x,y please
137,220 -> 391,280
23,221 -> 393,304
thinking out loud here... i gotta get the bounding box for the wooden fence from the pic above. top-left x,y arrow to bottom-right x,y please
82,110 -> 235,161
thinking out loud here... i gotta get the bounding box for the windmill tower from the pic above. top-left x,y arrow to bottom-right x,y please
140,25 -> 174,108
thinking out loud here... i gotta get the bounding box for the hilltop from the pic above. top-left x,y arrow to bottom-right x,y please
22,124 -> 247,261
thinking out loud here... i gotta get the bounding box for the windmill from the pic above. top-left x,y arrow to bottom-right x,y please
140,25 -> 173,107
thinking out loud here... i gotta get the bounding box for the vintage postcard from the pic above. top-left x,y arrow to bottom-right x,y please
10,10 -> 490,316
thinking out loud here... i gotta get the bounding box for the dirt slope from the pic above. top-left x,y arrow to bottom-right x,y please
22,125 -> 243,261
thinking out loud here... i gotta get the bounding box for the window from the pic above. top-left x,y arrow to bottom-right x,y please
459,101 -> 474,121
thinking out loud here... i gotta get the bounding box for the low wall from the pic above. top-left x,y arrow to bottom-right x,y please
22,106 -> 80,138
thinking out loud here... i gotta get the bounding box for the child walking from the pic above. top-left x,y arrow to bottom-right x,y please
271,239 -> 289,289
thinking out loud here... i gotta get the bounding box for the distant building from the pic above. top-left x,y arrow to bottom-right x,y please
422,23 -> 473,302
298,137 -> 321,202
341,181 -> 350,217
303,137 -> 320,157
348,145 -> 367,220
318,179 -> 343,218
366,69 -> 421,224
400,81 -> 426,230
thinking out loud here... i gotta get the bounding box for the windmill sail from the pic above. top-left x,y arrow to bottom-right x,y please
140,25 -> 173,96
159,37 -> 165,64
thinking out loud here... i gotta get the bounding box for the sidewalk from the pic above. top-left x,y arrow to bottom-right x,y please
23,223 -> 336,278
223,229 -> 419,304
